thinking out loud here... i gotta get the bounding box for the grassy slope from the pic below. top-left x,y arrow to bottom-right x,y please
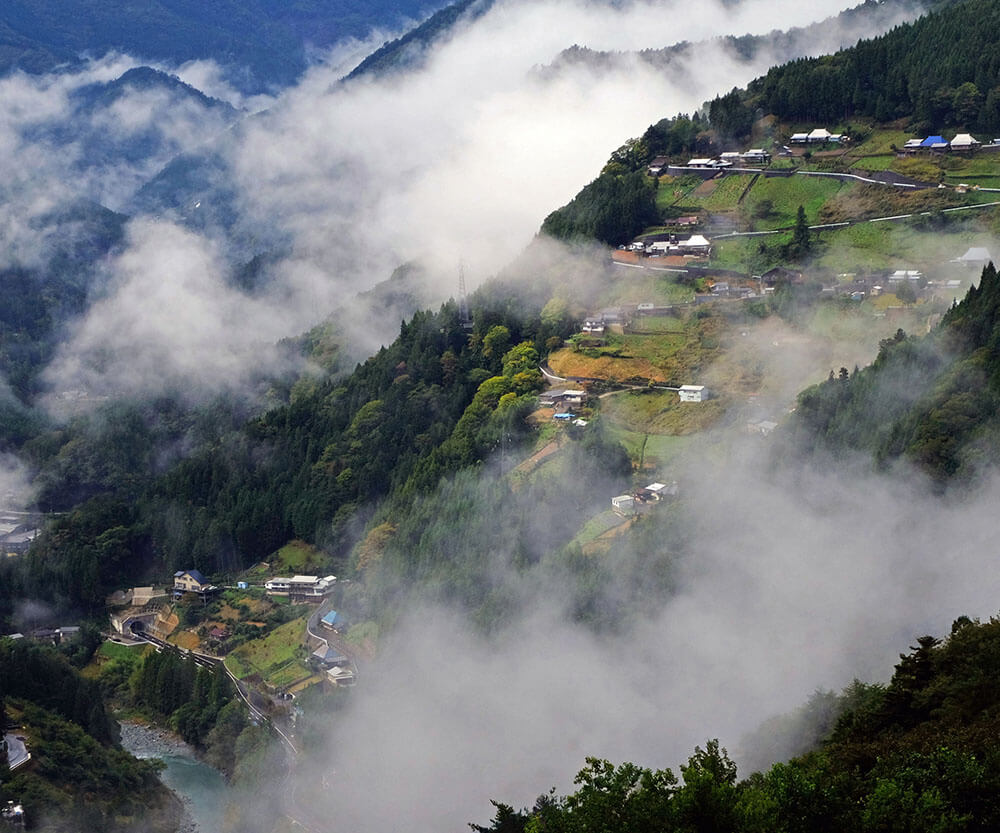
225,614 -> 312,686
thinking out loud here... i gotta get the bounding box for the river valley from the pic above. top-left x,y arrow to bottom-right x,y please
119,721 -> 230,833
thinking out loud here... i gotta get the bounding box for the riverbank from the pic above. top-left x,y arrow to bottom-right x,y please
119,720 -> 229,833
119,720 -> 197,759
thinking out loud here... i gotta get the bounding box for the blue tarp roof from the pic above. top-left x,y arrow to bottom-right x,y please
920,135 -> 945,147
321,610 -> 340,625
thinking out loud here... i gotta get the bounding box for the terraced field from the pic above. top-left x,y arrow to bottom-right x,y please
742,175 -> 849,228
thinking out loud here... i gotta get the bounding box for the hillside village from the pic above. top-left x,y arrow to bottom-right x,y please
7,118 -> 1000,726
12,119 -> 996,669
521,116 -> 1000,551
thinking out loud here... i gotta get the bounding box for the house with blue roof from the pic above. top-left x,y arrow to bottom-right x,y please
173,569 -> 215,597
921,135 -> 949,150
310,644 -> 348,667
320,610 -> 341,631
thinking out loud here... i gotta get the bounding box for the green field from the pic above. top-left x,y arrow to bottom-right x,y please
597,272 -> 695,307
629,314 -> 687,333
569,509 -> 629,549
272,540 -> 324,573
225,615 -> 310,684
817,220 -> 996,272
850,154 -> 898,172
656,175 -> 703,211
603,389 -> 727,435
689,174 -> 756,210
743,175 -> 848,229
98,640 -> 150,661
607,426 -> 690,470
845,128 -> 912,157
942,176 -> 1000,190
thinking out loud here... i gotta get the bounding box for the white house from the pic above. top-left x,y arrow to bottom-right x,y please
950,133 -> 981,151
326,665 -> 356,687
789,132 -> 809,144
687,158 -> 713,167
611,495 -> 635,515
807,128 -> 832,143
644,482 -> 679,500
747,420 -> 779,436
678,385 -> 708,402
955,247 -> 992,267
264,575 -> 336,599
677,234 -> 711,255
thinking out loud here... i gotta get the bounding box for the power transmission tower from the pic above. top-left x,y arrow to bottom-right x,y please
458,262 -> 473,330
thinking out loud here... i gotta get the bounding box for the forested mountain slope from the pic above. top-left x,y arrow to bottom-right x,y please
344,0 -> 490,80
745,0 -> 1000,128
786,263 -> 1000,483
0,639 -> 180,832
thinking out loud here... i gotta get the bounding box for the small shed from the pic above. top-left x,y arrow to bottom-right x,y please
611,495 -> 635,515
326,666 -> 356,687
647,156 -> 669,175
678,385 -> 707,402
644,482 -> 678,500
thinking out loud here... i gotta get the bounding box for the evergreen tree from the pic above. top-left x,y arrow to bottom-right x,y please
790,205 -> 811,259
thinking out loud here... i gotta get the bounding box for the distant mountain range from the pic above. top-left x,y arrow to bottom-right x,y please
537,0 -> 942,82
0,0 -> 444,92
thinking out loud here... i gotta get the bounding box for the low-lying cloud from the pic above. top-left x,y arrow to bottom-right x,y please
1,0 -> 926,403
40,219 -> 304,402
229,0 -> 892,289
300,444 -> 1000,832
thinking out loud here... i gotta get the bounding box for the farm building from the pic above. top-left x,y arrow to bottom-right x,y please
950,133 -> 981,151
678,385 -> 708,402
611,495 -> 635,515
320,610 -> 342,631
264,575 -> 336,601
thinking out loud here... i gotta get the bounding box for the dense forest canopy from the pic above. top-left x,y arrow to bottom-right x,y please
744,0 -> 1000,130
